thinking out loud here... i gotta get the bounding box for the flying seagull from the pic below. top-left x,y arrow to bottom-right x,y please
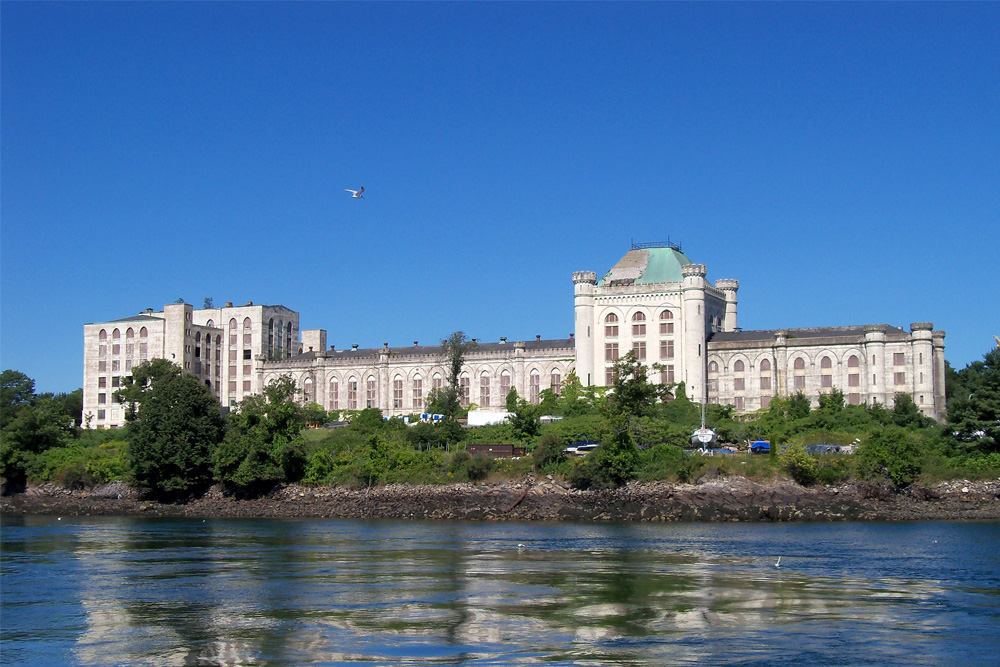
345,187 -> 364,199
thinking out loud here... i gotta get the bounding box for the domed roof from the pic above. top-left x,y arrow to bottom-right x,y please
597,245 -> 692,286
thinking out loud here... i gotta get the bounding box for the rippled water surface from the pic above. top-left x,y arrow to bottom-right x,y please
2,516 -> 998,666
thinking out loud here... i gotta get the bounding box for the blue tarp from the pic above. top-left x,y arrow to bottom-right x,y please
750,440 -> 770,453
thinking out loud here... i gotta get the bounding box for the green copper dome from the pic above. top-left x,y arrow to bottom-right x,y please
597,246 -> 693,286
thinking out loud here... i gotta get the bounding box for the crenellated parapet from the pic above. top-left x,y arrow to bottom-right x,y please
572,271 -> 597,284
715,278 -> 739,292
910,322 -> 933,332
681,263 -> 707,278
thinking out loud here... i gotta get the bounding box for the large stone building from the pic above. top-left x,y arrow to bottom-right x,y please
82,243 -> 946,427
83,301 -> 299,428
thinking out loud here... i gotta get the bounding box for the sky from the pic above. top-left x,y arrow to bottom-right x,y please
2,2 -> 998,394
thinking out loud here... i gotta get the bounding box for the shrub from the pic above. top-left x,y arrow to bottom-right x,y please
780,444 -> 818,486
856,426 -> 923,487
532,432 -> 566,471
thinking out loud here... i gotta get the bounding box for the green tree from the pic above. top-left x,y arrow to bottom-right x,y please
439,331 -> 475,419
532,432 -> 566,471
508,396 -> 540,444
214,376 -> 307,488
1,369 -> 36,429
780,444 -> 818,485
128,366 -> 224,495
114,358 -> 182,422
302,403 -> 328,429
946,347 -> 1000,452
607,351 -> 667,419
856,426 -> 923,487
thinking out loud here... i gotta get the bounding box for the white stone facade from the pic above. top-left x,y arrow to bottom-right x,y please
82,301 -> 299,428
83,244 -> 946,426
261,338 -> 577,418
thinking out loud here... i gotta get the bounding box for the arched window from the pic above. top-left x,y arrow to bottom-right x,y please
329,378 -> 339,411
500,371 -> 511,401
820,356 -> 833,388
760,358 -> 772,392
480,372 -> 491,408
793,357 -> 807,389
660,310 -> 674,335
529,370 -> 541,405
631,311 -> 646,336
393,374 -> 404,409
605,313 -> 619,337
243,317 -> 252,331
195,332 -> 201,343
734,360 -> 745,373
848,355 -> 860,367
303,377 -> 313,403
126,328 -> 134,339
366,376 -> 377,408
733,359 -> 746,392
112,328 -> 120,340
229,319 -> 238,347
708,361 -> 719,373
412,374 -> 423,411
206,319 -> 214,329
347,376 -> 358,410
99,329 -> 108,341
459,372 -> 470,407
550,370 -> 562,396
760,359 -> 771,372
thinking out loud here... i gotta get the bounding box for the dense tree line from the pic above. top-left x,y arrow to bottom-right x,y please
3,340 -> 999,497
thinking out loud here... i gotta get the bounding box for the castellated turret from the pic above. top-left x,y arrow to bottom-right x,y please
715,279 -> 739,332
572,271 -> 597,284
572,271 -> 598,386
682,263 -> 707,279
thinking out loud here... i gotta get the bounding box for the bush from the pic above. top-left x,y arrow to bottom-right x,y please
532,432 -> 566,471
856,426 -> 923,487
780,444 -> 818,486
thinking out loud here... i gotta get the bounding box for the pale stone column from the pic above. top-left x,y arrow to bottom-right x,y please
716,279 -> 739,332
932,330 -> 947,421
682,264 -> 708,403
910,323 -> 935,417
573,271 -> 597,387
864,325 -> 888,407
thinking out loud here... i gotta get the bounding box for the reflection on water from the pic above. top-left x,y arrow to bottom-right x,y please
2,517 -> 999,666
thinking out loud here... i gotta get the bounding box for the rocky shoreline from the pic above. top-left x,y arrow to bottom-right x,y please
3,476 -> 1000,522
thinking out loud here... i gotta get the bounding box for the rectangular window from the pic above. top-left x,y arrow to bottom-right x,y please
97,409 -> 105,420
433,377 -> 443,392
112,344 -> 120,356
480,376 -> 490,408
794,375 -> 805,389
412,378 -> 422,410
529,374 -> 540,405
98,393 -> 106,404
821,375 -> 833,388
893,353 -> 905,366
126,343 -> 134,356
760,376 -> 771,390
660,340 -> 674,360
243,349 -> 252,360
632,323 -> 645,336
99,360 -> 107,372
734,378 -> 745,391
660,322 -> 674,335
849,373 -> 859,387
243,364 -> 251,376
230,334 -> 237,346
709,378 -> 719,393
605,343 -> 619,361
550,372 -> 561,396
633,341 -> 646,360
229,381 -> 237,393
605,368 -> 615,385
605,324 -> 618,337
244,333 -> 253,345
99,344 -> 107,357
761,395 -> 772,410
229,349 -> 238,361
243,380 -> 252,392
735,396 -> 745,411
111,360 -> 120,372
393,379 -> 403,409
848,392 -> 861,405
194,346 -> 200,358
112,376 -> 120,387
125,359 -> 133,371
894,372 -> 906,385
98,377 -> 107,388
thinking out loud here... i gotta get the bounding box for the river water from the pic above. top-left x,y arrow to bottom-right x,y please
2,516 -> 998,666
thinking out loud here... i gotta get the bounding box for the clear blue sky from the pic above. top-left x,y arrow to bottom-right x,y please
2,2 -> 998,394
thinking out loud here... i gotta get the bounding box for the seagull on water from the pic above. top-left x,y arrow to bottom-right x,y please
345,187 -> 364,199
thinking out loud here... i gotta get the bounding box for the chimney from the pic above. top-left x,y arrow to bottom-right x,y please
536,335 -> 541,341
383,342 -> 389,349
414,341 -> 419,347
226,302 -> 233,307
499,337 -> 507,344
570,333 -> 574,339
472,338 -> 477,343
352,343 -> 359,350
246,301 -> 253,306
308,347 -> 313,352
330,344 -> 335,351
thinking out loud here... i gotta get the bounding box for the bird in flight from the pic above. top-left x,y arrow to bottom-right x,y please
346,187 -> 364,199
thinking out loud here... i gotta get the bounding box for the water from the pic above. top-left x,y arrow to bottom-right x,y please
2,517 -> 998,666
